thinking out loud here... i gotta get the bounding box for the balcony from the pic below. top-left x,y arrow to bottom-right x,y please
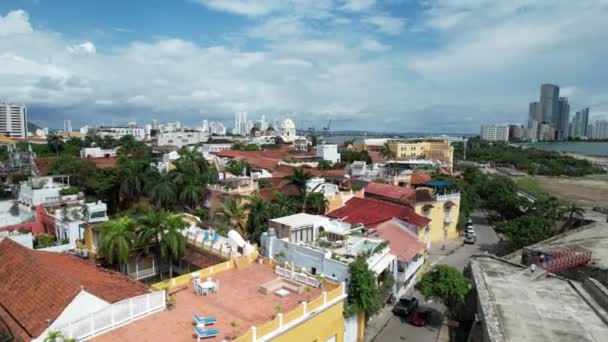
436,192 -> 460,202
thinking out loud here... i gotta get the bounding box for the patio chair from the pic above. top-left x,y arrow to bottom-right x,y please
194,326 -> 219,341
203,231 -> 209,241
213,279 -> 220,293
212,232 -> 220,244
193,315 -> 217,326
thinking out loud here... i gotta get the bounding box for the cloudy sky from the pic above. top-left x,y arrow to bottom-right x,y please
1,0 -> 608,133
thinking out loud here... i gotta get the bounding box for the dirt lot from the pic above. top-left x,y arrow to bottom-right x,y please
533,174 -> 608,208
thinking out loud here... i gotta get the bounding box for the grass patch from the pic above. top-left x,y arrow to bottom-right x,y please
514,176 -> 546,197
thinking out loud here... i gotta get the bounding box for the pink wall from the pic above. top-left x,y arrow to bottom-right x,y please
0,206 -> 55,236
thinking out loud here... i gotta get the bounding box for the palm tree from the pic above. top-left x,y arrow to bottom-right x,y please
175,147 -> 209,175
47,134 -> 63,156
379,142 -> 396,160
148,172 -> 177,208
560,202 -> 585,233
179,180 -> 207,209
118,161 -> 154,205
216,196 -> 249,238
246,195 -> 272,243
270,192 -> 298,217
306,192 -> 329,215
284,167 -> 313,195
138,209 -> 168,253
44,330 -> 64,342
159,213 -> 187,278
99,217 -> 137,267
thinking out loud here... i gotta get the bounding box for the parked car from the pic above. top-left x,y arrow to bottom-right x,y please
392,297 -> 418,317
410,310 -> 430,326
464,234 -> 477,244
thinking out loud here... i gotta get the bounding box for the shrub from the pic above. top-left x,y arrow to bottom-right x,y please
59,186 -> 80,196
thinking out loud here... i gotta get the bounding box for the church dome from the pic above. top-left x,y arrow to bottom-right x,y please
281,117 -> 295,131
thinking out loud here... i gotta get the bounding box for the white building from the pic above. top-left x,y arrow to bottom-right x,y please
156,129 -> 207,148
0,102 -> 28,139
234,112 -> 248,135
96,124 -> 145,141
281,116 -> 297,142
590,120 -> 608,140
63,120 -> 72,133
480,124 -> 509,142
18,176 -> 70,207
202,141 -> 233,153
80,125 -> 90,134
81,147 -> 117,158
209,121 -> 226,135
54,201 -> 108,246
306,178 -> 340,196
316,144 -> 340,163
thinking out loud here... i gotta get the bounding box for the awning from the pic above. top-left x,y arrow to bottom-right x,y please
369,253 -> 396,276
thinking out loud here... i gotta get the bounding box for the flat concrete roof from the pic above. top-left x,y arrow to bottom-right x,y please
471,255 -> 608,342
525,221 -> 608,270
270,213 -> 327,227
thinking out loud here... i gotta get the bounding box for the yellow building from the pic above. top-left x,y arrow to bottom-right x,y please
354,138 -> 454,171
413,187 -> 461,246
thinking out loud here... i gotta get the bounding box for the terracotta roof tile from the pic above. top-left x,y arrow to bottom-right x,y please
415,188 -> 435,203
80,157 -> 118,169
411,172 -> 432,185
367,219 -> 425,262
326,197 -> 430,228
364,182 -> 415,203
0,239 -> 148,339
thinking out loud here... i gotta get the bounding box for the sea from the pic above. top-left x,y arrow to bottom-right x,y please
525,142 -> 608,157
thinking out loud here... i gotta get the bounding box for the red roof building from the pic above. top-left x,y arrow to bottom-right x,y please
34,157 -> 117,175
326,197 -> 429,228
410,172 -> 433,185
364,182 -> 416,205
367,219 -> 425,262
0,239 -> 148,341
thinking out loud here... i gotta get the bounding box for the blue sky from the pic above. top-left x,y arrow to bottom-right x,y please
1,0 -> 608,133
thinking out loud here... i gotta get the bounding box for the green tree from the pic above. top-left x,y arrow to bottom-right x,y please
44,330 -> 64,342
99,217 -> 137,266
317,160 -> 332,170
270,192 -> 298,217
345,258 -> 381,318
284,167 -> 313,195
101,135 -> 117,149
246,195 -> 272,243
47,155 -> 98,192
416,265 -> 470,317
378,142 -> 396,160
147,172 -> 177,209
305,192 -> 329,215
118,161 -> 154,205
494,214 -> 553,249
47,133 -> 63,156
179,180 -> 207,209
159,213 -> 187,278
216,196 -> 249,239
137,209 -> 168,253
117,138 -> 151,163
225,160 -> 248,176
560,202 -> 585,233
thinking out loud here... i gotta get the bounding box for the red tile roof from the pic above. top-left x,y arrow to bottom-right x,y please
326,197 -> 430,228
0,239 -> 148,340
80,157 -> 118,169
364,182 -> 415,203
411,172 -> 432,185
368,219 -> 425,262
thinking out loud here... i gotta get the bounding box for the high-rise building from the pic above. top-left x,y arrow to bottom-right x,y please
527,101 -> 542,141
480,125 -> 509,142
63,119 -> 72,133
555,97 -> 570,140
0,103 -> 28,139
573,108 -> 590,138
234,111 -> 248,135
508,125 -> 525,141
540,83 -> 560,124
590,120 -> 608,140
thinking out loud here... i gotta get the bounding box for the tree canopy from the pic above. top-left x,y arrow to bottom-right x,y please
345,258 -> 381,318
416,265 -> 470,316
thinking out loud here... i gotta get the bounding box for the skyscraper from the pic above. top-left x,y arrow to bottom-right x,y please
0,102 -> 28,139
540,83 -> 560,124
63,119 -> 72,133
555,97 -> 570,140
573,108 -> 590,138
527,101 -> 541,141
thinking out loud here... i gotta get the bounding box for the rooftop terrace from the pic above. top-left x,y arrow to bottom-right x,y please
93,262 -> 334,342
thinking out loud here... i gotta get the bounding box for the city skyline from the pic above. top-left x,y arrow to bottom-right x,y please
1,1 -> 608,133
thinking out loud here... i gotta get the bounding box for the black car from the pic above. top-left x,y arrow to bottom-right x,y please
392,297 -> 419,317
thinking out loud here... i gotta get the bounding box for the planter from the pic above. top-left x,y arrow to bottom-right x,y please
257,257 -> 264,264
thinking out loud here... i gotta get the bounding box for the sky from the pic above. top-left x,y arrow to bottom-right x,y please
1,0 -> 608,133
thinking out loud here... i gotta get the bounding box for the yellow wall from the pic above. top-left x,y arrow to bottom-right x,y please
354,139 -> 453,171
414,197 -> 460,244
272,299 -> 345,342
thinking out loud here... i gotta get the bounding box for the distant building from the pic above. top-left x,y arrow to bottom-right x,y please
156,129 -> 207,148
573,108 -> 590,138
95,124 -> 145,141
527,84 -> 570,141
316,144 -> 340,163
18,176 -> 70,207
480,125 -> 509,142
354,138 -> 454,172
63,119 -> 72,133
590,120 -> 608,140
234,111 -> 248,135
555,97 -> 570,140
508,125 -> 525,141
540,83 -> 560,124
0,102 -> 28,139
538,123 -> 555,141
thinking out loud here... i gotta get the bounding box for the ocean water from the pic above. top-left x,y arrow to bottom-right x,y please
527,142 -> 608,157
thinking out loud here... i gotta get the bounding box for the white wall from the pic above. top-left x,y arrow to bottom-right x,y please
316,144 -> 340,163
37,290 -> 110,341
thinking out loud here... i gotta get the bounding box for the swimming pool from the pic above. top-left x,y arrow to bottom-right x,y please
356,239 -> 380,252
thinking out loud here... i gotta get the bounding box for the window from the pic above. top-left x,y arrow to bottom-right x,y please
90,211 -> 106,219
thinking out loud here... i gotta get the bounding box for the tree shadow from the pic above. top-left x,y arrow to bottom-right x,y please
478,240 -> 517,257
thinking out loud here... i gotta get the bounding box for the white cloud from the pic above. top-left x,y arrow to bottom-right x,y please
67,41 -> 96,55
193,0 -> 283,17
360,38 -> 390,52
363,15 -> 405,35
248,16 -> 306,40
0,9 -> 32,36
340,0 -> 376,12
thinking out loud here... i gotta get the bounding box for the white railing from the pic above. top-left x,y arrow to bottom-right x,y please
398,256 -> 425,283
129,264 -> 169,280
275,266 -> 321,288
57,291 -> 166,341
436,192 -> 460,202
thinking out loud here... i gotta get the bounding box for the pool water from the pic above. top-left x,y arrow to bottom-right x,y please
357,239 -> 380,251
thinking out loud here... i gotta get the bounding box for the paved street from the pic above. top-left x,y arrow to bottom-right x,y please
367,210 -> 499,342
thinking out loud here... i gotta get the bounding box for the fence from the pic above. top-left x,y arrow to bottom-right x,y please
56,291 -> 166,341
275,266 -> 321,288
186,229 -> 233,260
233,283 -> 346,342
151,260 -> 234,291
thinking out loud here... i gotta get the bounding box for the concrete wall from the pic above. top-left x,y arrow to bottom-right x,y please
272,300 -> 345,342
